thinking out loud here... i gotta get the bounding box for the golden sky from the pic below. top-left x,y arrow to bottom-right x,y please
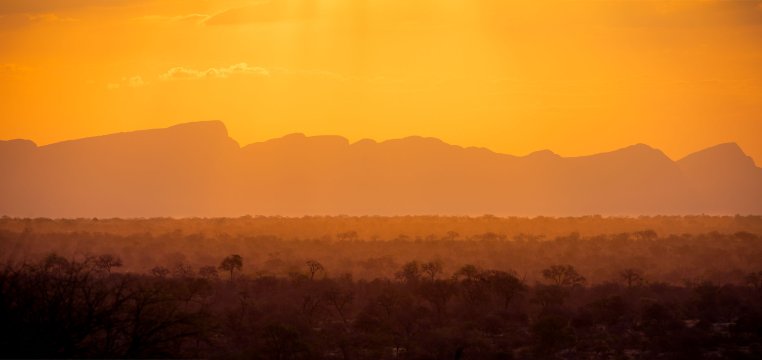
1,0 -> 761,161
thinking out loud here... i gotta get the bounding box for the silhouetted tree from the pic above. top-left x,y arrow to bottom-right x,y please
454,264 -> 480,282
421,260 -> 443,281
620,268 -> 644,288
395,261 -> 421,283
324,285 -> 354,326
263,324 -> 309,359
94,254 -> 123,274
306,260 -> 325,280
484,270 -> 526,309
220,254 -> 243,281
542,265 -> 586,287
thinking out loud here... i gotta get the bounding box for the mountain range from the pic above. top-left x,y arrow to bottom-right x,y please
1,121 -> 760,217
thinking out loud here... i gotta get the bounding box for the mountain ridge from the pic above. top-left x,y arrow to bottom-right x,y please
3,121 -> 752,163
1,121 -> 760,217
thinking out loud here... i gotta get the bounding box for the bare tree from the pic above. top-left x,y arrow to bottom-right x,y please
95,254 -> 123,274
324,286 -> 354,325
305,260 -> 325,280
542,265 -> 586,287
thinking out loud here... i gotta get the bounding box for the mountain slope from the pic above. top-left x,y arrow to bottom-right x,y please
1,121 -> 241,217
677,143 -> 762,214
1,122 -> 760,217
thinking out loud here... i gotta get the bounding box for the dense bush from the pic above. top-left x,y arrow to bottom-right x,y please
1,216 -> 761,358
1,254 -> 762,359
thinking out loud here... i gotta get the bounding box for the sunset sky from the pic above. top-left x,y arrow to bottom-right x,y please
1,0 -> 761,161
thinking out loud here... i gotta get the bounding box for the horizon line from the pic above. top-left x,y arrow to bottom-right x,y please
1,119 -> 755,164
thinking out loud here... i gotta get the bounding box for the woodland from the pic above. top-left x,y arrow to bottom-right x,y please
1,216 -> 761,359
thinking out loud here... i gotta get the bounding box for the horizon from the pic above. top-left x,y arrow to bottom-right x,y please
4,119 -> 758,165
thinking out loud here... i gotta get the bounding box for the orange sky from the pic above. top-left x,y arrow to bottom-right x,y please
1,0 -> 761,162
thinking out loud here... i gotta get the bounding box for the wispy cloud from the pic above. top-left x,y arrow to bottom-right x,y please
107,76 -> 146,90
107,63 -> 346,89
159,63 -> 270,81
27,13 -> 78,23
132,13 -> 210,25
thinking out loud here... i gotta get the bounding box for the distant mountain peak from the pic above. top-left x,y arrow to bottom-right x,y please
679,142 -> 756,168
168,120 -> 227,132
379,136 -> 463,152
351,138 -> 377,147
624,143 -> 659,152
244,132 -> 350,152
0,139 -> 37,149
570,143 -> 672,164
282,132 -> 307,139
681,142 -> 745,159
525,149 -> 560,159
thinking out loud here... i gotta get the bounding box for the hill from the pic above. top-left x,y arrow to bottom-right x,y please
1,121 -> 760,217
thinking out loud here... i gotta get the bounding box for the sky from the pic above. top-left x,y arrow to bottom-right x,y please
1,0 -> 761,162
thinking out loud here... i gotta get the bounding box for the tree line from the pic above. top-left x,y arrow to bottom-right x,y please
1,253 -> 761,359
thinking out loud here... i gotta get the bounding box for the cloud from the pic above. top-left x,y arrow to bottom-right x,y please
111,63 -> 344,89
159,63 -> 270,81
27,13 -> 78,22
204,0 -> 316,26
133,13 -> 210,24
107,75 -> 146,90
125,76 -> 145,87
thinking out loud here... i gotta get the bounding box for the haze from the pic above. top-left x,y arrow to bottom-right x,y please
2,0 -> 762,162
2,121 -> 761,217
4,3 -> 762,358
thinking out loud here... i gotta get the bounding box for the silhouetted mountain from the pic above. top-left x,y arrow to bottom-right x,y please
677,143 -> 762,214
1,121 -> 240,217
1,121 -> 760,217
